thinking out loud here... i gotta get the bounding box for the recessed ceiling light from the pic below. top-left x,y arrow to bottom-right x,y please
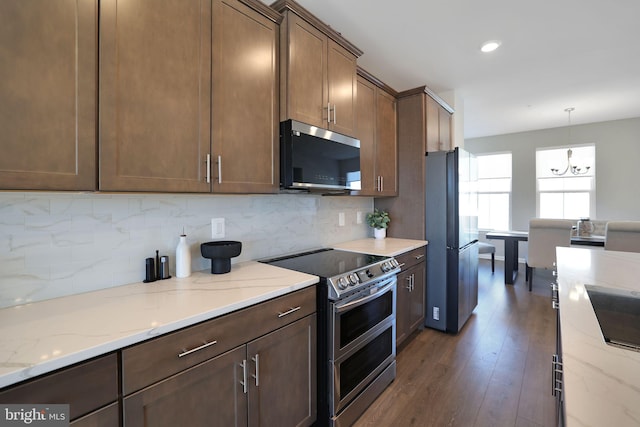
480,40 -> 501,53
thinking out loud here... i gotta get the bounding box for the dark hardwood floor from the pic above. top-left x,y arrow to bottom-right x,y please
355,260 -> 556,427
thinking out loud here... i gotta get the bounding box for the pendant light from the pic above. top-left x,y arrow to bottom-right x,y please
550,108 -> 591,176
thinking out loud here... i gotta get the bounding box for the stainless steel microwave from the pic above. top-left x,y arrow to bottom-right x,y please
280,120 -> 361,191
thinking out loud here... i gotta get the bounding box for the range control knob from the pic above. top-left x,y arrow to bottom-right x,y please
381,262 -> 391,272
337,276 -> 349,290
391,259 -> 400,268
348,273 -> 359,285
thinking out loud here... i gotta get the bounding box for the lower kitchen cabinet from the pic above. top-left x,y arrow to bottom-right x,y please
395,246 -> 426,348
124,314 -> 316,427
70,403 -> 119,427
0,353 -> 119,423
122,286 -> 317,427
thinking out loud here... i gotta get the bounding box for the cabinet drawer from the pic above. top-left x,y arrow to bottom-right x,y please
0,353 -> 118,421
395,246 -> 426,270
122,285 -> 316,395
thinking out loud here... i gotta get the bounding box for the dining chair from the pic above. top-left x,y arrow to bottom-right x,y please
478,241 -> 496,273
526,219 -> 573,291
604,221 -> 640,252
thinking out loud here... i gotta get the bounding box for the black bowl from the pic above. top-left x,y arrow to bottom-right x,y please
200,241 -> 242,274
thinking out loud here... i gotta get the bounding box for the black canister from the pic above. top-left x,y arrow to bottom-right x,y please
144,258 -> 156,283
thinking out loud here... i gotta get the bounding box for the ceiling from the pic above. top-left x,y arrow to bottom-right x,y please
289,0 -> 640,138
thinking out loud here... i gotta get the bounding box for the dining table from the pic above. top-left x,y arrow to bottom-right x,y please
485,230 -> 605,285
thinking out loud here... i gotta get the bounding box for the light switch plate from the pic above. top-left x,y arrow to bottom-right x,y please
211,218 -> 225,238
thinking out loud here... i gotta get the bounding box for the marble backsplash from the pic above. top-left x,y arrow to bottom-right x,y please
0,192 -> 373,308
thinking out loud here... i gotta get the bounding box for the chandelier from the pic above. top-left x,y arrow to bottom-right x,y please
550,108 -> 591,176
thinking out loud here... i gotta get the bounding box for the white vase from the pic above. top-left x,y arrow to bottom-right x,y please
374,228 -> 386,239
175,234 -> 191,278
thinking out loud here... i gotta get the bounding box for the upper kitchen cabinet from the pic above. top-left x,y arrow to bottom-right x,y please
212,0 -> 280,193
375,85 -> 454,239
356,69 -> 398,197
99,0 -> 212,192
273,0 -> 362,138
0,0 -> 97,191
100,0 -> 280,193
426,91 -> 453,152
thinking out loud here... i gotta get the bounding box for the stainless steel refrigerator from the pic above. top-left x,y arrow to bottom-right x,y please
425,147 -> 479,333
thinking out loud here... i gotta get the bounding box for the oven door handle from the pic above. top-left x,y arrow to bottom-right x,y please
335,280 -> 395,314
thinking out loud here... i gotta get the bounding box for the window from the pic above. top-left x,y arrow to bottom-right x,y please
536,145 -> 595,219
477,152 -> 512,230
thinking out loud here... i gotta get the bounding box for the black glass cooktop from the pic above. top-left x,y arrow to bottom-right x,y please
261,248 -> 388,279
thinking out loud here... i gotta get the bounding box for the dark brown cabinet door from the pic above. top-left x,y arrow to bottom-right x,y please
124,345 -> 248,427
99,0 -> 211,192
247,314 -> 317,427
395,269 -> 411,347
355,77 -> 376,195
425,96 -> 440,152
355,74 -> 397,196
212,0 -> 279,193
375,89 -> 398,196
70,403 -> 119,427
327,40 -> 357,137
0,353 -> 118,422
408,264 -> 426,333
283,13 -> 327,128
439,106 -> 453,150
0,0 -> 97,190
395,259 -> 425,348
281,10 -> 358,137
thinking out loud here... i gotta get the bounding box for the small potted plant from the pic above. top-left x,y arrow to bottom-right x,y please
366,209 -> 390,239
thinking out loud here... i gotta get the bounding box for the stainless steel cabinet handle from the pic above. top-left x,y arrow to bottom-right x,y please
177,340 -> 218,358
251,354 -> 260,387
217,155 -> 222,184
415,254 -> 425,260
240,359 -> 247,394
411,274 -> 415,291
205,154 -> 211,184
278,306 -> 301,318
406,276 -> 412,291
380,176 -> 384,192
552,301 -> 559,310
397,263 -> 406,269
327,102 -> 331,124
333,104 -> 337,124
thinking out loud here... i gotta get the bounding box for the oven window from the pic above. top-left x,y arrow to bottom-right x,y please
340,288 -> 393,348
339,327 -> 393,398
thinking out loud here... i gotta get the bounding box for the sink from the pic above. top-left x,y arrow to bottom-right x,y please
200,241 -> 242,274
585,284 -> 640,352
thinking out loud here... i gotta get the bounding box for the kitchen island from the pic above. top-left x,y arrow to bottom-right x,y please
556,247 -> 640,427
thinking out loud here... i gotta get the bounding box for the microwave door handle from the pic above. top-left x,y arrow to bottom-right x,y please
335,280 -> 395,314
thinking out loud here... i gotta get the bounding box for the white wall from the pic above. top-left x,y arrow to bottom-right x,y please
0,192 -> 373,308
465,116 -> 640,259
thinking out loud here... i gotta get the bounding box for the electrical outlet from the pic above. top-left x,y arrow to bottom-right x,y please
211,218 -> 225,238
338,212 -> 345,227
356,211 -> 363,224
433,306 -> 440,321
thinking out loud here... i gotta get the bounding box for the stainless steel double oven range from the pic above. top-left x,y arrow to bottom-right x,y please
262,248 -> 400,427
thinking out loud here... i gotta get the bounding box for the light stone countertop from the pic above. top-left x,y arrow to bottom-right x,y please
556,247 -> 640,427
333,237 -> 428,257
0,261 -> 318,389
